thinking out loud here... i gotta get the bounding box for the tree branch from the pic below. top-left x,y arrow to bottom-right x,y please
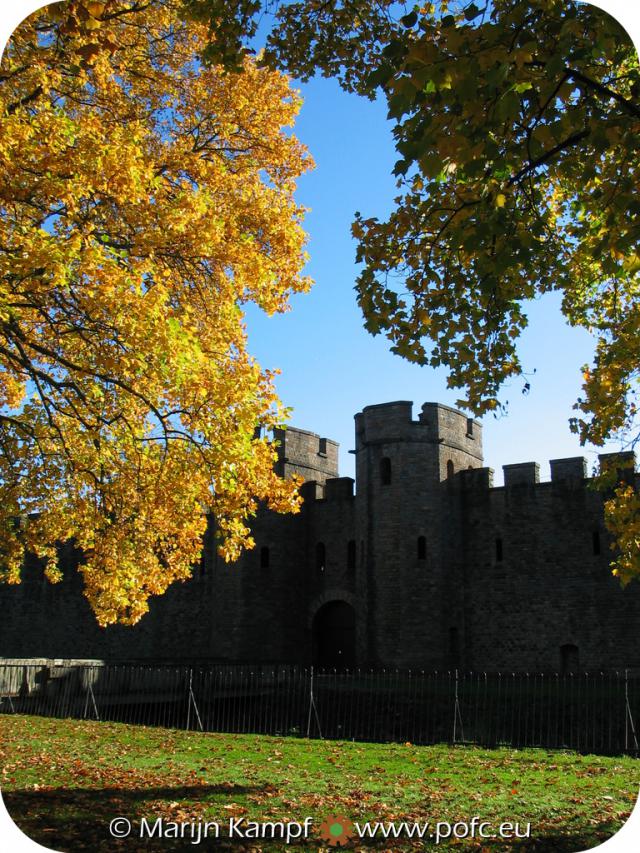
566,67 -> 640,119
6,85 -> 43,115
508,129 -> 590,187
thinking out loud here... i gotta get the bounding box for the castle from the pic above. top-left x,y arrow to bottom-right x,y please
1,400 -> 639,673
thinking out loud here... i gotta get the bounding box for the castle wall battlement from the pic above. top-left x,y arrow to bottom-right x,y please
354,400 -> 421,447
503,461 -> 540,486
273,426 -> 339,484
458,452 -> 637,491
354,401 -> 482,457
460,467 -> 494,490
550,457 -> 588,481
299,477 -> 355,503
354,401 -> 483,487
1,400 -> 639,673
324,477 -> 355,501
419,402 -> 483,461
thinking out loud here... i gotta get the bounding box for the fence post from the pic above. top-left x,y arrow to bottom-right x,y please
306,665 -> 322,739
452,669 -> 464,744
88,682 -> 100,721
0,690 -> 15,714
625,670 -> 628,752
81,668 -> 100,721
624,669 -> 638,753
187,668 -> 204,732
306,666 -> 313,738
187,668 -> 192,731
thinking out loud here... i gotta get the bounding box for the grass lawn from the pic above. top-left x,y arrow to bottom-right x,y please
0,715 -> 638,851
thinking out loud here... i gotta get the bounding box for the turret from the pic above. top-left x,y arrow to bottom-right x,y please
353,401 -> 484,668
273,426 -> 339,484
417,402 -> 483,480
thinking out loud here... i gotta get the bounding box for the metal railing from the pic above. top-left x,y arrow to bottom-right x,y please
0,662 -> 637,756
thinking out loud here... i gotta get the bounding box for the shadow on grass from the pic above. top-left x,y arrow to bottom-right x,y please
2,785 -> 627,852
4,781 -> 261,807
3,783 -> 263,851
507,827 -> 624,852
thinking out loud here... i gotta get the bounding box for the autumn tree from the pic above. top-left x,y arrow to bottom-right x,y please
183,0 -> 403,92
350,0 -> 640,583
0,0 -> 312,624
185,0 -> 640,583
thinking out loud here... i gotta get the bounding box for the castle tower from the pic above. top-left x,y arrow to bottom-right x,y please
272,426 -> 339,484
354,401 -> 483,667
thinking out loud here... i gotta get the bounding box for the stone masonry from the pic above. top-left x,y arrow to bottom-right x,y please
1,401 -> 639,673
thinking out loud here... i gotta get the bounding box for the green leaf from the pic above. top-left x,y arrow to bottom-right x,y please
464,3 -> 481,21
365,63 -> 394,90
401,10 -> 418,28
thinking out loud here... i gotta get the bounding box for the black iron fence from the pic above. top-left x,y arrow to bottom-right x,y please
0,662 -> 638,756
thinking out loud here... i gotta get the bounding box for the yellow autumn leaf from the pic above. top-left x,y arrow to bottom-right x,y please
0,0 -> 312,625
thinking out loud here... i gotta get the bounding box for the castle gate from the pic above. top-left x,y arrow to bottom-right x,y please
312,601 -> 356,668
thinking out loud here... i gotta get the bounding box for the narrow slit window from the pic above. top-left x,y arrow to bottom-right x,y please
447,459 -> 454,479
592,530 -> 601,555
260,546 -> 270,569
380,457 -> 391,485
316,542 -> 326,573
417,536 -> 427,560
495,537 -> 503,562
347,539 -> 356,570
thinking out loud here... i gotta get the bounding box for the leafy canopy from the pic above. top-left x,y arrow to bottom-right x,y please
352,1 -> 639,427
352,0 -> 640,583
0,0 -> 312,624
186,0 -> 640,584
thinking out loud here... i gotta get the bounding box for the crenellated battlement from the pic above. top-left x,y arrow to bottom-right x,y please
503,462 -> 540,486
273,426 -> 339,485
550,457 -> 587,481
418,402 -> 483,460
324,477 -> 355,501
457,450 -> 638,491
354,401 -> 482,454
354,400 -> 419,447
300,477 -> 355,504
598,451 -> 636,486
460,466 -> 494,490
283,403 -> 638,496
3,398 -> 640,675
354,401 -> 484,484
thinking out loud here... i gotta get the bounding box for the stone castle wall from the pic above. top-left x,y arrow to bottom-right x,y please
0,402 -> 639,672
460,463 -> 640,672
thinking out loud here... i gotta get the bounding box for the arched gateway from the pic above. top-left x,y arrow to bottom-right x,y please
312,601 -> 356,668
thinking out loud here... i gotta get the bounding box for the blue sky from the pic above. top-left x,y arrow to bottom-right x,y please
245,73 -> 623,484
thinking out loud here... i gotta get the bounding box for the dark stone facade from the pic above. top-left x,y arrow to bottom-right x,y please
1,401 -> 639,672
